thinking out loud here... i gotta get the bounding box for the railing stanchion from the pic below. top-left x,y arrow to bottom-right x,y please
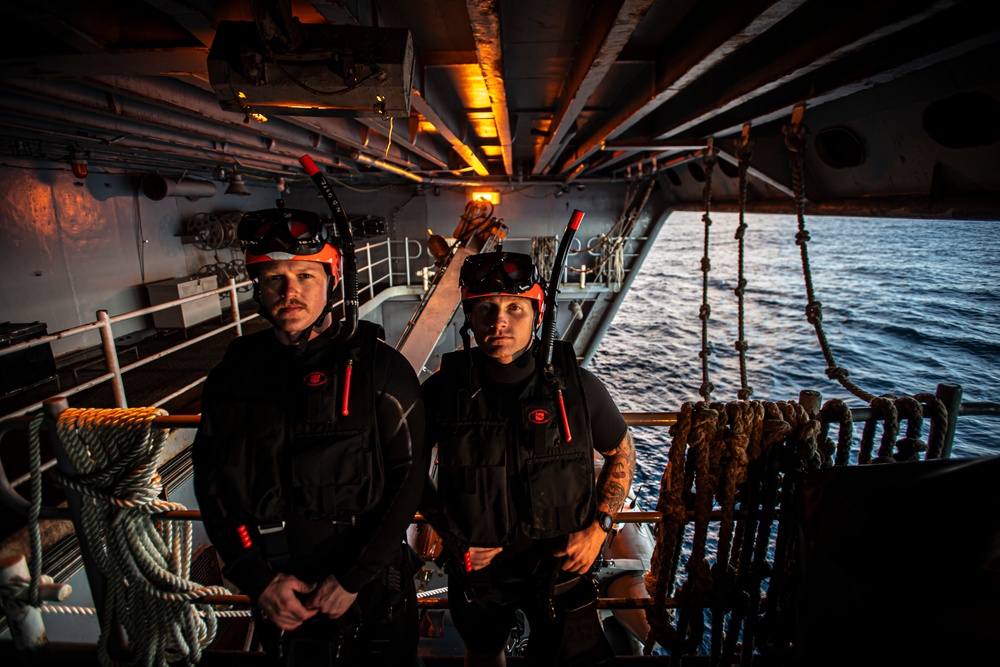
228,278 -> 242,337
366,244 -> 374,300
387,240 -> 394,287
937,382 -> 963,459
405,237 -> 412,286
97,310 -> 127,408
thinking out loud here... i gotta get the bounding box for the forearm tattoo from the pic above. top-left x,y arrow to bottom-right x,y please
596,429 -> 636,515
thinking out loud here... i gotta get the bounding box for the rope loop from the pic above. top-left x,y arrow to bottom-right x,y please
892,396 -> 927,462
820,398 -> 854,465
794,229 -> 811,245
699,303 -> 712,321
914,393 -> 949,458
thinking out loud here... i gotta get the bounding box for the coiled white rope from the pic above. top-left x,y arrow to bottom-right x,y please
28,407 -> 231,666
37,604 -> 252,620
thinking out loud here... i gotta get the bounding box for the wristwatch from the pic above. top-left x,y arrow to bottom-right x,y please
595,511 -> 614,533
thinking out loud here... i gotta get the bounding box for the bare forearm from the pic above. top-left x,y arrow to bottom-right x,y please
596,429 -> 636,515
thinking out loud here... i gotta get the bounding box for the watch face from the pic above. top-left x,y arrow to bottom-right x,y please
598,512 -> 613,532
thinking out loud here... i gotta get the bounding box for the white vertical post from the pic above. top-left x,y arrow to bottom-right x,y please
97,310 -> 127,408
366,244 -> 374,300
405,237 -> 412,286
387,240 -> 394,287
228,278 -> 242,337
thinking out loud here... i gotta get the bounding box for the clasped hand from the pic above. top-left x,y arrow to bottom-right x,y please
258,572 -> 358,631
552,522 -> 607,574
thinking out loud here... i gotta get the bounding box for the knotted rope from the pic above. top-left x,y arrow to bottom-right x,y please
698,140 -> 718,401
646,399 -> 787,658
30,407 -> 230,667
734,125 -> 754,400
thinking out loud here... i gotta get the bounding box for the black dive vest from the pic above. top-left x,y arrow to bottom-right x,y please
202,321 -> 384,531
434,342 -> 595,549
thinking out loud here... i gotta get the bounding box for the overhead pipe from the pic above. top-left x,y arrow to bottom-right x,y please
7,77 -> 444,173
140,173 -> 217,200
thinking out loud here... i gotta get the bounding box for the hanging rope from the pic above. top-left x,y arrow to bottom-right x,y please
600,237 -> 627,291
567,175 -> 657,286
734,125 -> 754,400
531,236 -> 558,282
30,407 -> 231,667
784,106 -> 875,405
698,139 -> 717,401
27,414 -> 44,608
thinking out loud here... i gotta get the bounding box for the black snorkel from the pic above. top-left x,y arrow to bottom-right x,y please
539,209 -> 585,368
300,154 -> 358,343
539,208 -> 585,442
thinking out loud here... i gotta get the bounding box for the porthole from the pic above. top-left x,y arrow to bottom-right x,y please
815,126 -> 866,169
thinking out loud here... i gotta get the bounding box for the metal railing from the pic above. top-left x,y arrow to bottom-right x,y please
2,396 -> 998,616
0,237 -> 426,423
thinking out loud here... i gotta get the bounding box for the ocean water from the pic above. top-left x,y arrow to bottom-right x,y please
589,211 -> 1000,512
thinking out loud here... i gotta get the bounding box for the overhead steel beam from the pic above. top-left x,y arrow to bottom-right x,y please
466,0 -> 513,176
532,0 -> 655,176
410,89 -> 490,177
555,0 -> 807,176
686,9 -> 1000,143
138,0 -> 218,48
649,0 -> 966,143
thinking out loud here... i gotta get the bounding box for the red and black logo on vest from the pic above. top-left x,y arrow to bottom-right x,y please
527,407 -> 552,426
303,371 -> 328,387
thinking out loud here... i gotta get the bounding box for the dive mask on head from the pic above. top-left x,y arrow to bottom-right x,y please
238,203 -> 341,274
459,251 -> 546,324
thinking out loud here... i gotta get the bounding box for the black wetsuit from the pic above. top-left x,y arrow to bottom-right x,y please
421,345 -> 626,663
193,321 -> 425,666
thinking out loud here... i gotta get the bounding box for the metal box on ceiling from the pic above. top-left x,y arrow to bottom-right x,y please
207,21 -> 413,118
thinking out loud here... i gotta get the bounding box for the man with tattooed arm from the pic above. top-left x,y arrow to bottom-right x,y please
420,251 -> 636,666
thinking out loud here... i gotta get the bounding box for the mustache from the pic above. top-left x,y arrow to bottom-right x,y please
273,299 -> 307,310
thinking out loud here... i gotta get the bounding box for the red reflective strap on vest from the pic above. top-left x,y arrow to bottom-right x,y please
341,359 -> 353,416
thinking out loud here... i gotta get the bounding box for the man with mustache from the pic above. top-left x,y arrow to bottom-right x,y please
193,202 -> 425,666
420,251 -> 635,666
